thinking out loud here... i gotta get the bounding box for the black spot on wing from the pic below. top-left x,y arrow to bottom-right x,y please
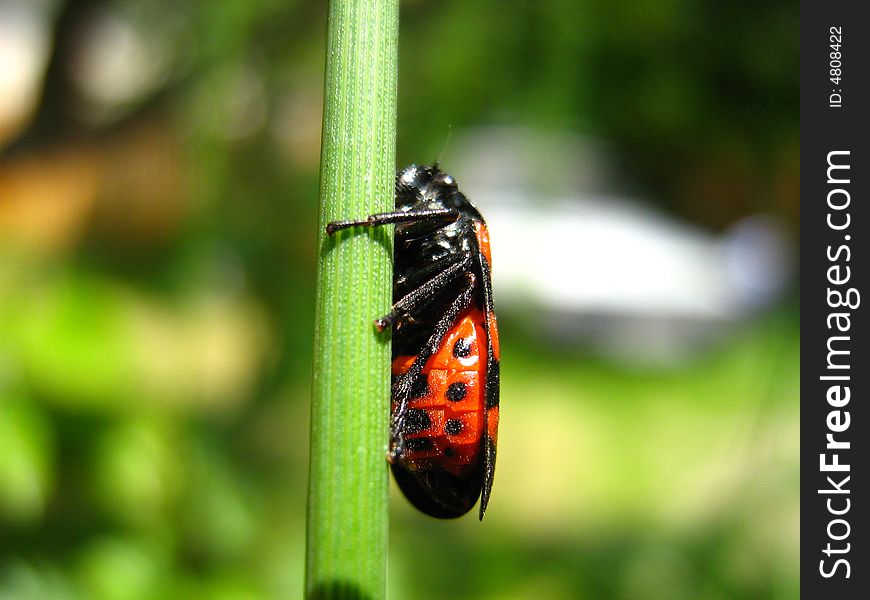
446,381 -> 467,402
411,373 -> 430,398
452,337 -> 472,358
445,419 -> 463,436
404,409 -> 431,434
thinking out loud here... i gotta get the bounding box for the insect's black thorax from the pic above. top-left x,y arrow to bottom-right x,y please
391,165 -> 486,355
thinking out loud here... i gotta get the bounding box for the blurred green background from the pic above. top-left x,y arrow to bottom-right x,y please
0,1 -> 797,599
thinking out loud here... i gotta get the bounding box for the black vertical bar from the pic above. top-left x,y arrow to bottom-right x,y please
801,1 -> 868,597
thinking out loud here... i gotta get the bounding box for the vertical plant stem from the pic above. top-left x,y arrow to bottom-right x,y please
306,1 -> 398,599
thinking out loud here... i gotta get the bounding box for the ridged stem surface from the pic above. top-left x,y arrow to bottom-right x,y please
306,1 -> 398,598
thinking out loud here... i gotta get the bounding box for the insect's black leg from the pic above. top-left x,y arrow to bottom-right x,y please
390,272 -> 477,461
395,253 -> 467,292
375,257 -> 470,331
325,208 -> 459,235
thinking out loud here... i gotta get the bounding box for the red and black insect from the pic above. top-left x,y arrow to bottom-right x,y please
326,164 -> 500,520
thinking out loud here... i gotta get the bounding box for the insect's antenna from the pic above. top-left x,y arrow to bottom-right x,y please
432,124 -> 453,168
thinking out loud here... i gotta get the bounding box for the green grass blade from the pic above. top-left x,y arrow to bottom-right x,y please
306,1 -> 399,599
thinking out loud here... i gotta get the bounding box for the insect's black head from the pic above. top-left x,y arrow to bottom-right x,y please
395,164 -> 460,208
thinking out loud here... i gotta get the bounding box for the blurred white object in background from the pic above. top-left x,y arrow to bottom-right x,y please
0,0 -> 58,146
68,7 -> 173,121
447,127 -> 795,365
0,0 -> 182,136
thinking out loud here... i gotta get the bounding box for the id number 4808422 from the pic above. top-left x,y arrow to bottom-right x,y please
829,26 -> 843,108
829,26 -> 843,86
